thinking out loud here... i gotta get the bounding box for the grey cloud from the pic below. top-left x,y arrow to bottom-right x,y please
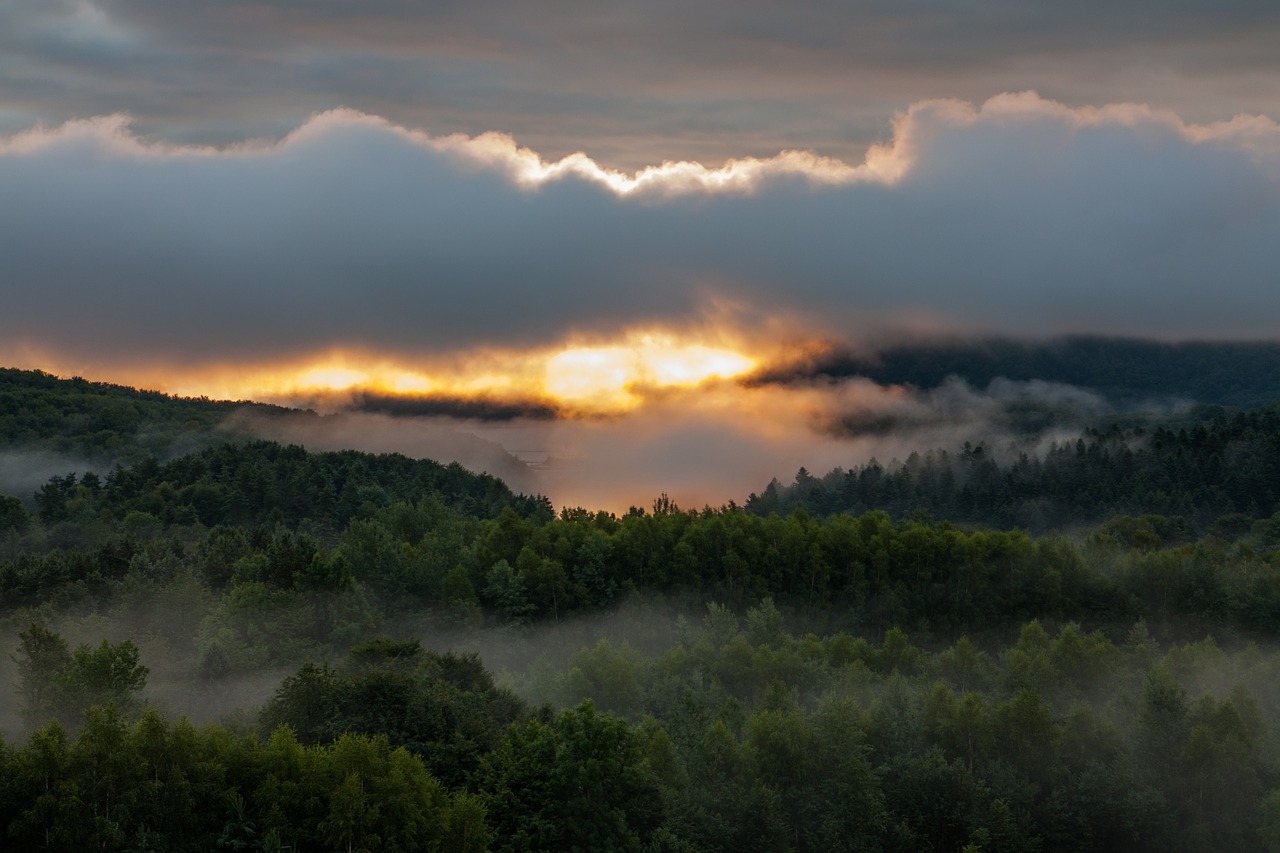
3,1 -> 1280,164
1,97 -> 1279,374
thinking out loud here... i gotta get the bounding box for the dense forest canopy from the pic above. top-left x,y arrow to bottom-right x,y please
4,365 -> 1280,850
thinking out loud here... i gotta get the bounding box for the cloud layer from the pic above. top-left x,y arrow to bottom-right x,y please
2,93 -> 1279,386
4,0 -> 1280,167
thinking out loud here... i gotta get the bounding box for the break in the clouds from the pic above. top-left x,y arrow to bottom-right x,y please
3,1 -> 1280,168
1,92 -> 1279,381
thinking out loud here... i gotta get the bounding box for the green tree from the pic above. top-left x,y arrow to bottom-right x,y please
53,638 -> 150,721
0,493 -> 29,532
14,623 -> 74,724
484,559 -> 535,625
479,701 -> 664,853
442,565 -> 482,626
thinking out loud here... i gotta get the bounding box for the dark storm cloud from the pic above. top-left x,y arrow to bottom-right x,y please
1,95 -> 1279,374
2,1 -> 1280,165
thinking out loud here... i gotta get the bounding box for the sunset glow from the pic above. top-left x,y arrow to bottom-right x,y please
545,337 -> 757,408
5,2 -> 1280,517
144,332 -> 761,416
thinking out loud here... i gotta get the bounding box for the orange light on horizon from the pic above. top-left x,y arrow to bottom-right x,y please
389,372 -> 435,393
153,330 -> 761,416
545,346 -> 636,407
545,336 -> 756,409
646,343 -> 755,386
295,366 -> 368,391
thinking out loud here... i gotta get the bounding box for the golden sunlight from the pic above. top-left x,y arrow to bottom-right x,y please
545,336 -> 756,408
295,366 -> 369,391
155,331 -> 760,416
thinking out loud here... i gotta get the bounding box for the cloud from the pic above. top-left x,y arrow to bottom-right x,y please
4,1 -> 1280,166
1,93 -> 1278,389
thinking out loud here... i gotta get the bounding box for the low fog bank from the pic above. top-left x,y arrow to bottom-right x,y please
0,368 -> 1198,520
0,449 -> 107,505
389,594 -> 698,678
225,375 -> 1191,514
0,592 -> 698,739
224,408 -> 542,495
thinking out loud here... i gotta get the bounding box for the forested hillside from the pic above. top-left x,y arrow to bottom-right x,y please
749,408 -> 1280,532
4,373 -> 1280,850
0,367 -> 276,463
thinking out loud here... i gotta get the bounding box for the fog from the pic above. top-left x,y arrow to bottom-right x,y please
215,374 -> 1185,513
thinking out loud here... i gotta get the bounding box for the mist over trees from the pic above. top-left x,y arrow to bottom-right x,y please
5,369 -> 1280,849
748,408 -> 1280,532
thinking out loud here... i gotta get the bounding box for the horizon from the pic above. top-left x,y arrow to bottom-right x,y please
4,1 -> 1280,511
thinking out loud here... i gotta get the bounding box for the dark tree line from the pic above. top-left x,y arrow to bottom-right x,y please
0,367 -> 274,464
27,440 -> 551,534
10,439 -> 1280,656
748,409 -> 1280,533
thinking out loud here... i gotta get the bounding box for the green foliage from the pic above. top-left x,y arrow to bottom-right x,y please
483,559 -> 535,625
0,367 -> 257,465
58,638 -> 149,713
747,410 -> 1280,534
14,624 -> 148,727
1,709 -> 469,852
563,639 -> 645,718
0,494 -> 28,532
14,623 -> 73,720
479,701 -> 664,853
261,648 -> 526,787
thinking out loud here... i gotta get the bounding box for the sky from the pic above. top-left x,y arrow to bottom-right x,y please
3,0 -> 1280,510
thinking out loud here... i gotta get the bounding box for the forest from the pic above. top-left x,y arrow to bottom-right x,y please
4,367 -> 1280,851
746,407 -> 1280,532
